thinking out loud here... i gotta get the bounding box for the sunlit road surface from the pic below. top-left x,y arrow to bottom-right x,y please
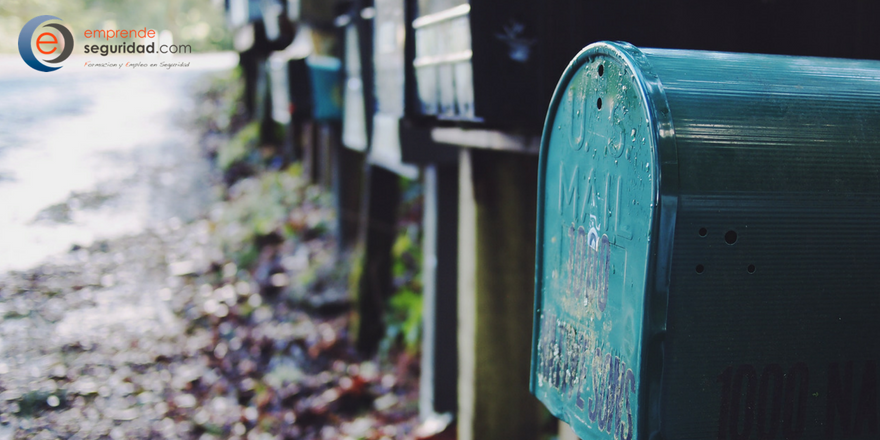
0,52 -> 237,272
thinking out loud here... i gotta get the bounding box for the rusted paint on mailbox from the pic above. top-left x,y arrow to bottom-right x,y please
533,41 -> 880,440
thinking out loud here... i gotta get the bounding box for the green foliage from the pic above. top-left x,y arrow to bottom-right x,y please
13,390 -> 66,417
391,231 -> 421,279
214,164 -> 334,269
194,67 -> 244,134
346,244 -> 365,340
217,122 -> 259,171
388,287 -> 423,353
382,186 -> 425,355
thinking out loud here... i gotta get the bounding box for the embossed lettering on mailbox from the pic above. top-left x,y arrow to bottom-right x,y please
533,49 -> 656,440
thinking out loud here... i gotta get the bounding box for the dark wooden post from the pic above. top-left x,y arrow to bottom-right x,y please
457,148 -> 543,440
420,163 -> 459,417
317,123 -> 335,189
355,164 -> 401,355
239,48 -> 262,120
334,143 -> 365,251
300,120 -> 318,184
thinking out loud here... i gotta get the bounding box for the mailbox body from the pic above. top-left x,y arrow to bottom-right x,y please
306,55 -> 342,122
532,42 -> 880,440
369,0 -> 419,177
411,0 -> 554,131
266,54 -> 342,125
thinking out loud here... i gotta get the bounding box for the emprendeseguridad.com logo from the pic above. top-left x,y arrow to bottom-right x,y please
18,15 -> 74,72
19,16 -> 193,72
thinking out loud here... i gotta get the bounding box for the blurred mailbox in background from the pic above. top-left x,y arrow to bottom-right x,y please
412,0 -> 545,130
411,0 -> 600,133
532,41 -> 880,440
342,19 -> 369,152
269,50 -> 342,125
227,0 -> 261,29
412,1 -> 474,120
369,0 -> 419,178
305,55 -> 343,121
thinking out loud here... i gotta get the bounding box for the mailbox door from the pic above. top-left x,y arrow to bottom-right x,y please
342,23 -> 368,151
268,55 -> 291,125
373,0 -> 406,117
533,44 -> 665,440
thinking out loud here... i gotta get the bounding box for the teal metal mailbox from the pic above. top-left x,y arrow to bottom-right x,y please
532,41 -> 880,440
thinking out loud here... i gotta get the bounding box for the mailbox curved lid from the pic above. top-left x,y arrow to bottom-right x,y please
532,41 -> 674,440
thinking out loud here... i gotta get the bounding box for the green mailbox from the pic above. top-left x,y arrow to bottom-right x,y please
532,41 -> 880,440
